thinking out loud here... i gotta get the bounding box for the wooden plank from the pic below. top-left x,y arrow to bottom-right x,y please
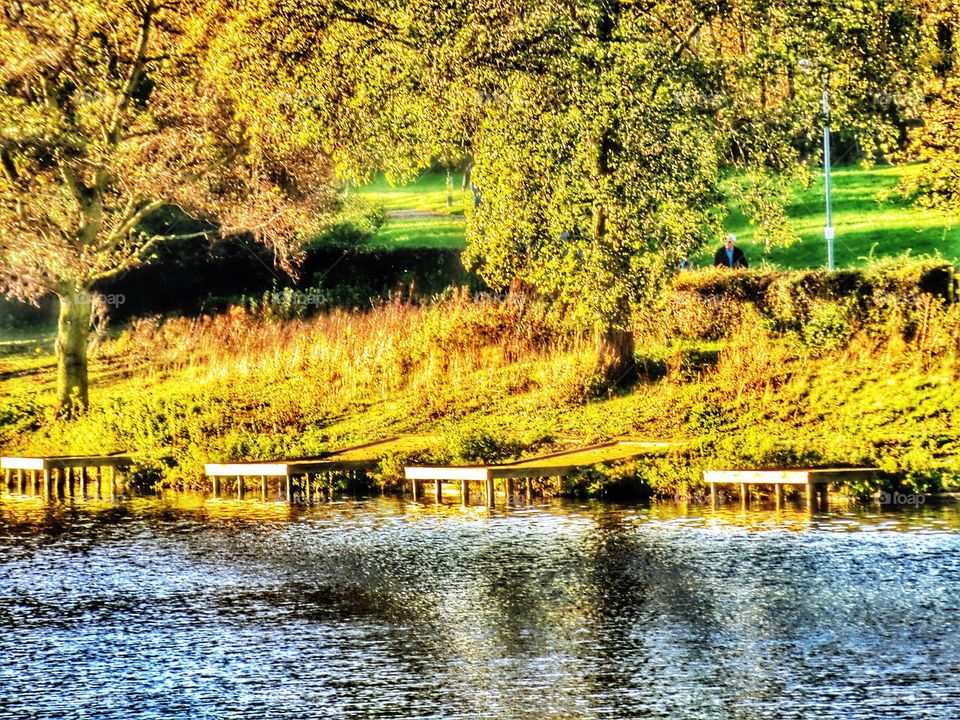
1,455 -> 133,470
47,455 -> 132,469
1,457 -> 46,471
405,466 -> 491,481
491,464 -> 605,479
808,468 -> 878,483
704,468 -> 877,486
502,441 -> 674,470
705,470 -> 812,485
205,462 -> 291,477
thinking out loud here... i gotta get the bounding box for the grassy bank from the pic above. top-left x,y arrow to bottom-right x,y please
350,165 -> 960,269
2,259 -> 958,501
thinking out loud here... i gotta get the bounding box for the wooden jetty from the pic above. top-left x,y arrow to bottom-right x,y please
205,436 -> 432,503
703,468 -> 879,511
2,454 -> 134,500
405,441 -> 679,505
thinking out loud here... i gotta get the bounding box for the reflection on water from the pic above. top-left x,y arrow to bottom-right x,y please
1,491 -> 959,719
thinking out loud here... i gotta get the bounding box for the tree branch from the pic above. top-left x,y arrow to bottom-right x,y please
99,198 -> 166,252
649,21 -> 705,101
107,1 -> 156,146
0,149 -> 19,185
87,227 -> 212,285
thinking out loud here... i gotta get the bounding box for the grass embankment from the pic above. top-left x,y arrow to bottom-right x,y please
352,165 -> 960,269
2,259 -> 958,500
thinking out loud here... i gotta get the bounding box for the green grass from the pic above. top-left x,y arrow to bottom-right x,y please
355,164 -> 959,267
353,172 -> 469,250
697,163 -> 959,269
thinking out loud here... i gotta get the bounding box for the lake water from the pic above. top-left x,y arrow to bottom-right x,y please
1,492 -> 959,719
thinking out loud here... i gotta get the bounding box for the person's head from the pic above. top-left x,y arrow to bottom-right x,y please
724,233 -> 736,249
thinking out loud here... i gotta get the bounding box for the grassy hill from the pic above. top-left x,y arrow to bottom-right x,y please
2,261 -> 958,499
352,164 -> 960,268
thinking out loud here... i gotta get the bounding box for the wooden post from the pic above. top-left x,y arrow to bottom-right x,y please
819,484 -> 829,512
328,472 -> 335,502
96,466 -> 103,498
411,477 -> 420,501
43,468 -> 52,500
4,468 -> 11,488
304,474 -> 312,504
58,468 -> 67,497
18,468 -> 26,493
710,482 -> 718,508
775,483 -> 784,510
285,473 -> 293,504
237,475 -> 245,499
806,480 -> 816,512
526,477 -> 533,502
32,469 -> 40,491
740,482 -> 749,508
261,475 -> 269,500
486,478 -> 495,507
80,466 -> 88,497
212,475 -> 221,498
461,479 -> 470,505
435,478 -> 443,503
506,478 -> 515,504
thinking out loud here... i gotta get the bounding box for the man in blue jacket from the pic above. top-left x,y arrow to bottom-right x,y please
713,233 -> 748,269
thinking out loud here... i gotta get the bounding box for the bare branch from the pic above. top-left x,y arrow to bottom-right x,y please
107,1 -> 156,145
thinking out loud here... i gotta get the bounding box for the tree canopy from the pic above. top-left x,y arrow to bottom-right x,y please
218,0 -> 924,372
0,0 -> 335,412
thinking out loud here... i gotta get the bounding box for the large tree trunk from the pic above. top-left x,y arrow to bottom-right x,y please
56,287 -> 92,417
597,311 -> 636,386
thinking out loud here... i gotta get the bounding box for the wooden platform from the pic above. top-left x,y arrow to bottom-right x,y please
205,436 -> 434,502
703,468 -> 879,511
405,441 -> 679,505
2,454 -> 134,499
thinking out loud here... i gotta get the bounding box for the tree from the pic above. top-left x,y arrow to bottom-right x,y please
0,0 -> 334,415
215,0 -> 924,378
900,0 -> 960,212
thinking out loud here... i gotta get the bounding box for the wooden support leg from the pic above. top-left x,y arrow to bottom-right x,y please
411,478 -> 420,501
819,485 -> 829,512
261,475 -> 268,501
710,482 -> 718,508
806,480 -> 816,513
775,483 -> 784,510
435,478 -> 443,503
96,467 -> 102,498
237,475 -> 245,499
43,468 -> 53,500
57,468 -> 66,497
285,474 -> 293,504
18,469 -> 26,494
80,467 -> 88,497
486,478 -> 495,507
328,472 -> 335,502
4,468 -> 11,488
740,482 -> 749,509
111,466 -> 119,498
212,475 -> 221,498
506,478 -> 515,504
32,469 -> 40,491
304,474 -> 312,504
461,480 -> 470,505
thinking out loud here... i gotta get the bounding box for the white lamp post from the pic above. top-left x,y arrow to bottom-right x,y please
822,89 -> 835,271
800,59 -> 835,271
